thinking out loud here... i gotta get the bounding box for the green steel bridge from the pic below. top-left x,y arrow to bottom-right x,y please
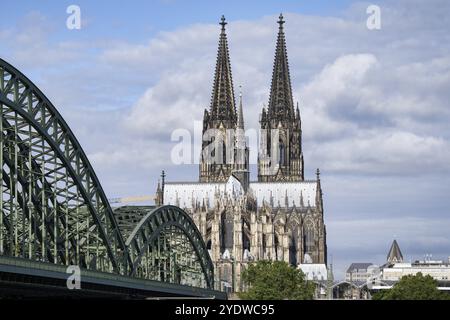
0,58 -> 225,299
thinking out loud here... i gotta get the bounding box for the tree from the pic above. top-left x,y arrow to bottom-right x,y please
238,260 -> 315,300
372,272 -> 450,300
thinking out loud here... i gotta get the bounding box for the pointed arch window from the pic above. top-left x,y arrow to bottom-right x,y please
220,212 -> 226,252
222,140 -> 227,165
304,223 -> 315,253
278,139 -> 285,165
289,235 -> 297,266
274,234 -> 279,260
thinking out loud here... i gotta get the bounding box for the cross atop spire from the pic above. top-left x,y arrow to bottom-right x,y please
278,13 -> 285,27
220,15 -> 227,31
268,14 -> 294,120
209,15 -> 236,122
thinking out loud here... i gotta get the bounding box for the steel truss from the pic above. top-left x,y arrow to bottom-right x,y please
126,205 -> 214,289
0,58 -> 214,290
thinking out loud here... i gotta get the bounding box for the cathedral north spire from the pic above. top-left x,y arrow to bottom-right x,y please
200,16 -> 245,183
209,15 -> 236,122
268,13 -> 295,119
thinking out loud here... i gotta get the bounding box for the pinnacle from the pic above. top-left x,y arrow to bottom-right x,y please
237,85 -> 244,129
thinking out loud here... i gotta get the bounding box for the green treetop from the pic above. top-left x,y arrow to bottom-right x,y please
239,260 -> 315,300
372,272 -> 450,300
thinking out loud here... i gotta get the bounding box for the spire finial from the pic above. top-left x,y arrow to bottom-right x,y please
237,85 -> 244,129
220,15 -> 227,31
160,170 -> 166,204
161,170 -> 166,189
316,168 -> 320,179
278,13 -> 285,28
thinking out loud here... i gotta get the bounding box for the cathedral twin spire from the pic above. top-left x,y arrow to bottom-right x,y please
209,15 -> 237,123
208,14 -> 296,129
268,14 -> 295,120
200,16 -> 246,183
259,14 -> 304,182
201,14 -> 304,183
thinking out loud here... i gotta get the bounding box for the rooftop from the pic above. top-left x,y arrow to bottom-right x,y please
163,176 -> 318,209
346,263 -> 374,273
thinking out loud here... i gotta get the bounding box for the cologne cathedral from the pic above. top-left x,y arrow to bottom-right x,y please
156,14 -> 327,292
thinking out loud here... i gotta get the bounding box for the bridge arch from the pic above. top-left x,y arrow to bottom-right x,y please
0,58 -> 215,291
0,58 -> 130,273
126,205 -> 214,289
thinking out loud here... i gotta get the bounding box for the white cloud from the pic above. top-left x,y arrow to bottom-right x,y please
1,11 -> 85,68
124,65 -> 211,136
296,52 -> 450,175
311,130 -> 450,175
114,9 -> 450,177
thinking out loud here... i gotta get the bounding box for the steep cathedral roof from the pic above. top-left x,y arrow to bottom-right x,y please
209,15 -> 236,122
268,14 -> 295,120
387,239 -> 404,263
163,180 -> 318,209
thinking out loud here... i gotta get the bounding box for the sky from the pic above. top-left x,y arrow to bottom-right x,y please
1,0 -> 449,279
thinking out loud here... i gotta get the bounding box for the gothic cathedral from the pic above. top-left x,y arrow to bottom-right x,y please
157,14 -> 327,292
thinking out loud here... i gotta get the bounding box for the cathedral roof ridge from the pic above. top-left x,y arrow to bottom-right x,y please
165,181 -> 224,186
250,180 -> 316,184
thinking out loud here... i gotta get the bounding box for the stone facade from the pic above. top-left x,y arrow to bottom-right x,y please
156,15 -> 327,292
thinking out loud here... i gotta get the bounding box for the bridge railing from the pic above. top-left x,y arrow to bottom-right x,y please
0,255 -> 225,298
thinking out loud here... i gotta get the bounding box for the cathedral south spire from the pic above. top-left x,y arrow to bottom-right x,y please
258,14 -> 304,182
209,15 -> 236,123
268,13 -> 295,120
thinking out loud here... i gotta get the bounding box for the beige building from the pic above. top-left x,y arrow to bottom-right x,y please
366,240 -> 450,293
382,260 -> 450,282
380,241 -> 450,282
345,263 -> 375,282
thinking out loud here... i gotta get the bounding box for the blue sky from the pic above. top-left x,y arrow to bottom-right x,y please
1,0 -> 449,279
1,0 -> 355,36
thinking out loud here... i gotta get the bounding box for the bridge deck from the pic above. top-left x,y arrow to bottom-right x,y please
0,256 -> 227,299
